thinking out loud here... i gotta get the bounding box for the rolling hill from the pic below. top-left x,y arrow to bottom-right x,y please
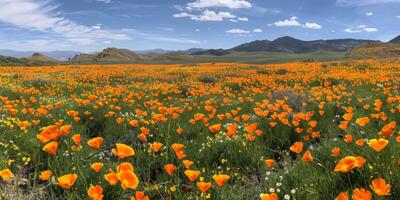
71,48 -> 142,63
0,53 -> 58,66
346,43 -> 400,59
0,50 -> 81,61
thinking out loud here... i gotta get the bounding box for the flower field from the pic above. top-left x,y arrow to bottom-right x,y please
0,62 -> 399,199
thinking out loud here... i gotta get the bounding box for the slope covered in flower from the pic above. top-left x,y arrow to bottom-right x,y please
0,61 -> 399,199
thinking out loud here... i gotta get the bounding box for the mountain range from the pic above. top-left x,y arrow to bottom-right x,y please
1,35 -> 399,65
0,50 -> 82,61
193,36 -> 381,56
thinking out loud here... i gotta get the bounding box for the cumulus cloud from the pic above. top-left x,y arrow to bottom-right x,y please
173,9 -> 236,21
0,0 -> 130,45
253,28 -> 262,33
274,16 -> 301,27
366,12 -> 373,16
237,17 -> 248,21
304,22 -> 322,29
345,25 -> 378,33
226,28 -> 250,34
274,17 -> 322,30
96,0 -> 111,3
187,0 -> 252,9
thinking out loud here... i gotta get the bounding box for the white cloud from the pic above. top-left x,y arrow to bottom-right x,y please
226,28 -> 250,34
253,28 -> 262,33
274,17 -> 321,30
173,9 -> 236,21
337,0 -> 400,6
345,28 -> 361,33
345,25 -> 378,33
304,22 -> 322,29
397,16 -> 400,18
195,28 -> 200,31
364,27 -> 378,32
173,12 -> 192,18
187,0 -> 252,9
0,0 -> 130,45
366,12 -> 373,16
92,25 -> 101,30
274,16 -> 301,27
96,0 -> 111,3
237,17 -> 248,21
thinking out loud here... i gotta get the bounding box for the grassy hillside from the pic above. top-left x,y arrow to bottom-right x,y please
346,43 -> 400,60
0,50 -> 347,65
0,55 -> 27,66
138,50 -> 346,64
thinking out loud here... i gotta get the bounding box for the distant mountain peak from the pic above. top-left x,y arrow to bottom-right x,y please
273,36 -> 302,42
389,35 -> 400,43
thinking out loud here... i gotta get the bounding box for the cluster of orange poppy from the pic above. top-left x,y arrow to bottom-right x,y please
0,61 -> 399,199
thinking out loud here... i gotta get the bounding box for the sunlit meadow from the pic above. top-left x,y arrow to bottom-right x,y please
0,61 -> 399,199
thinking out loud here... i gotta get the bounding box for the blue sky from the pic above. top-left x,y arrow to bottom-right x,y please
0,0 -> 399,52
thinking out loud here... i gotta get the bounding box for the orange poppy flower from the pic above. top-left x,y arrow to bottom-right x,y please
226,123 -> 237,138
302,150 -> 313,163
175,150 -> 187,160
334,156 -> 366,173
183,160 -> 194,169
164,164 -> 176,176
355,139 -> 365,146
344,134 -> 353,143
87,137 -> 104,150
42,141 -> 58,155
184,170 -> 201,182
117,162 -> 134,172
352,188 -> 371,200
355,117 -> 370,127
379,121 -> 396,138
57,174 -> 78,189
112,143 -> 135,159
60,125 -> 72,135
260,193 -> 278,200
87,185 -> 103,200
171,143 -> 185,153
72,134 -> 81,145
308,121 -> 317,128
131,191 -> 150,200
104,170 -> 118,186
117,170 -> 139,190
370,178 -> 390,196
39,170 -> 52,181
367,139 -> 389,152
265,159 -> 275,168
197,181 -> 212,193
176,128 -> 184,135
0,169 -> 13,181
289,142 -> 303,154
129,119 -> 139,127
150,142 -> 163,153
331,147 -> 340,157
208,123 -> 222,133
335,192 -> 349,200
212,174 -> 230,187
91,162 -> 104,173
339,121 -> 348,130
